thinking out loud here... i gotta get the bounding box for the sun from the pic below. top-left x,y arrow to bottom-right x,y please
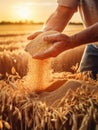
17,6 -> 31,20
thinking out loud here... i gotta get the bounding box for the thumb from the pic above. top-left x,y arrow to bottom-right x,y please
27,31 -> 43,40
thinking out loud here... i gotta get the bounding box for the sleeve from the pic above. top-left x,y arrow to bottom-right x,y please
57,0 -> 79,9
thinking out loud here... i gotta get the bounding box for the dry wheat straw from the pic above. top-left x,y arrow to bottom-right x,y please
0,66 -> 98,129
1,36 -> 98,129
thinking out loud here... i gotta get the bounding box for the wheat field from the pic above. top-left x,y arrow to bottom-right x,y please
0,24 -> 98,130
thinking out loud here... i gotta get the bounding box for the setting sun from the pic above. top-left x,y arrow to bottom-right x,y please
16,6 -> 32,20
0,1 -> 82,23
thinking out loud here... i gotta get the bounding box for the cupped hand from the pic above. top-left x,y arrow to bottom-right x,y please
32,33 -> 74,60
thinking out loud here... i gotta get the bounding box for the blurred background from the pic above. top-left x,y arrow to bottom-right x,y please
0,0 -> 83,78
0,0 -> 83,47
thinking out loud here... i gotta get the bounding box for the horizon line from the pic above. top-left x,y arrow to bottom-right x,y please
0,20 -> 83,25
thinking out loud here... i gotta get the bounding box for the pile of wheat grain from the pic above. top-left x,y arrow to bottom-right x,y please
0,71 -> 98,130
0,41 -> 98,129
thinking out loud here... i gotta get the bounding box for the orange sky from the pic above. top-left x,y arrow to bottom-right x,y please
0,0 -> 82,23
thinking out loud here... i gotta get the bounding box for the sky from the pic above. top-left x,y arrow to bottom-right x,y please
0,0 -> 82,23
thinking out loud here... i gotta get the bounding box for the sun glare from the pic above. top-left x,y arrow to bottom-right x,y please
16,6 -> 31,20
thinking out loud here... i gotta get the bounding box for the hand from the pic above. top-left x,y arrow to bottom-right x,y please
27,30 -> 44,40
33,33 -> 74,60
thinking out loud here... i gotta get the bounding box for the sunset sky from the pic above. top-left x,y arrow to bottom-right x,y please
0,0 -> 82,23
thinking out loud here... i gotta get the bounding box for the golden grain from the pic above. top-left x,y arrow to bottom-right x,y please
0,57 -> 98,129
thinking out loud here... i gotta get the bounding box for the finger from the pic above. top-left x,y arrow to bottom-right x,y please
32,42 -> 62,60
32,48 -> 56,60
27,31 -> 43,40
32,52 -> 50,60
43,33 -> 61,43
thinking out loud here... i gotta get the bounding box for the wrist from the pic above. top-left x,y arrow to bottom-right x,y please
69,35 -> 76,48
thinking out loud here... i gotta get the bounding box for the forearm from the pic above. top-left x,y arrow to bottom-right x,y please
71,22 -> 98,47
43,5 -> 75,32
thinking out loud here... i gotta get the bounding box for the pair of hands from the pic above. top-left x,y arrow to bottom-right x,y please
27,31 -> 73,60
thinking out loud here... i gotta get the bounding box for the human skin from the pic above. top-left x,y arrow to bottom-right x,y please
27,5 -> 75,40
27,5 -> 98,60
